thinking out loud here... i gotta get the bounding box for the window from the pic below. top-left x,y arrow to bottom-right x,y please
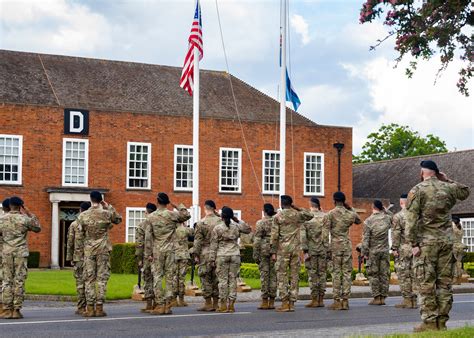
262,150 -> 280,194
219,148 -> 242,193
62,138 -> 88,187
126,207 -> 147,243
127,142 -> 151,189
174,145 -> 193,191
0,134 -> 22,185
218,209 -> 242,223
461,218 -> 474,252
304,152 -> 324,196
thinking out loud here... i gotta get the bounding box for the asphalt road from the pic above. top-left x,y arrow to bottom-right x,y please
1,294 -> 473,337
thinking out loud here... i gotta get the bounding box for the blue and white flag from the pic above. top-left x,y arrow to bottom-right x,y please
285,70 -> 301,111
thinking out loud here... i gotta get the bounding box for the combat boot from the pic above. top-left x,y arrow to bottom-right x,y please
380,296 -> 386,305
437,319 -> 447,331
197,298 -> 213,312
411,297 -> 418,309
268,298 -> 275,310
11,309 -> 23,319
276,300 -> 290,312
228,300 -> 235,313
169,297 -> 178,308
217,299 -> 228,313
305,297 -> 318,308
341,299 -> 349,310
164,302 -> 173,315
413,322 -> 438,332
257,298 -> 269,310
328,299 -> 342,310
288,301 -> 295,312
82,305 -> 95,317
150,304 -> 165,315
3,309 -> 13,319
368,296 -> 381,305
75,306 -> 86,315
141,298 -> 154,313
212,296 -> 219,311
95,304 -> 107,317
178,296 -> 188,307
395,297 -> 412,308
0,304 -> 4,318
317,294 -> 325,307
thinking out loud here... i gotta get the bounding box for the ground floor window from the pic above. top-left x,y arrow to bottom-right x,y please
461,218 -> 474,252
126,207 -> 146,243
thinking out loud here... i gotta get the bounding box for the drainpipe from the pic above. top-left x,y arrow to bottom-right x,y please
333,143 -> 345,192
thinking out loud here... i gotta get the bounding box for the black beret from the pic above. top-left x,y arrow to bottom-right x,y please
333,191 -> 346,202
9,196 -> 24,207
90,191 -> 103,202
2,198 -> 10,208
420,160 -> 439,173
280,195 -> 293,205
452,216 -> 461,223
310,197 -> 320,206
373,200 -> 384,211
157,192 -> 170,205
400,193 -> 408,199
146,203 -> 157,212
80,202 -> 91,211
221,206 -> 234,219
204,200 -> 216,209
263,203 -> 276,216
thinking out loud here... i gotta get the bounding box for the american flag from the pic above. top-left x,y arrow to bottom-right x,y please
180,0 -> 203,96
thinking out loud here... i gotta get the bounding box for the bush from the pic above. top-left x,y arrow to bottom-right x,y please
111,243 -> 138,274
464,252 -> 474,263
240,245 -> 255,264
465,263 -> 474,277
28,251 -> 40,268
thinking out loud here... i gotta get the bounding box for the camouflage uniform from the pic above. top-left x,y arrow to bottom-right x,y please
270,208 -> 313,303
392,208 -> 416,301
453,224 -> 466,280
301,210 -> 329,298
209,220 -> 251,302
194,213 -> 220,300
77,204 -> 122,306
143,207 -> 190,306
0,211 -> 41,310
361,211 -> 392,299
174,224 -> 194,298
253,216 -> 277,300
135,220 -> 154,301
406,176 -> 470,327
66,220 -> 86,310
327,206 -> 361,302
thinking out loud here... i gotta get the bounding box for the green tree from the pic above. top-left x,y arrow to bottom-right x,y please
353,123 -> 448,163
359,0 -> 473,96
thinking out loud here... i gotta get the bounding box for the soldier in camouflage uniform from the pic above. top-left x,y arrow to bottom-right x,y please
77,191 -> 122,318
143,193 -> 190,315
452,216 -> 467,282
327,192 -> 361,311
270,195 -> 313,312
406,160 -> 470,332
392,193 -> 417,309
301,197 -> 329,308
361,200 -> 392,306
135,202 -> 157,313
194,200 -> 220,311
0,197 -> 41,319
66,201 -> 91,315
0,198 -> 11,318
253,203 -> 277,310
172,205 -> 194,307
209,207 -> 251,313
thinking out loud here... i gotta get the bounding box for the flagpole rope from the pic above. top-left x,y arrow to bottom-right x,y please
215,0 -> 266,203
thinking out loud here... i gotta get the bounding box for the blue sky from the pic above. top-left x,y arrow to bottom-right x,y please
1,0 -> 472,154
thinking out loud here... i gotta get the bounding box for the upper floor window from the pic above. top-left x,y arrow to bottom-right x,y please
304,152 -> 324,196
63,138 -> 88,187
0,134 -> 22,185
174,145 -> 193,191
219,147 -> 242,193
127,142 -> 151,189
262,150 -> 280,194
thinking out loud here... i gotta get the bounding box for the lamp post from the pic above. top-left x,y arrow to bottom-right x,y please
333,142 -> 345,192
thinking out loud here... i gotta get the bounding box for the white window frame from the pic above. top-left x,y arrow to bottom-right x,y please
219,147 -> 242,194
126,142 -> 152,190
303,152 -> 325,197
62,138 -> 89,187
125,207 -> 147,243
174,144 -> 193,192
0,134 -> 23,185
262,150 -> 280,195
461,218 -> 474,253
218,209 -> 242,222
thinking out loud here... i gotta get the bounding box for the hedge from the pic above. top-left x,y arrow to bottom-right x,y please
464,252 -> 474,263
465,263 -> 474,277
111,243 -> 138,274
241,245 -> 255,264
28,251 -> 40,268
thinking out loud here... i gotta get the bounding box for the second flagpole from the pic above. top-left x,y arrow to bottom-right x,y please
192,46 -> 200,223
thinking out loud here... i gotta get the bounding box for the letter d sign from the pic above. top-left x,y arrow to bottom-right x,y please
64,109 -> 89,135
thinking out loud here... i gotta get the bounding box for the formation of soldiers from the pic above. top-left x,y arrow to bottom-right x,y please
0,159 -> 470,333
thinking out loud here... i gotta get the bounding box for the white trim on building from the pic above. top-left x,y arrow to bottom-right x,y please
303,152 -> 325,196
219,147 -> 242,193
174,144 -> 193,192
262,150 -> 280,195
0,134 -> 23,185
126,142 -> 151,190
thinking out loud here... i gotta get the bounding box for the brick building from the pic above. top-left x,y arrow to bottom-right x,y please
0,49 -> 352,268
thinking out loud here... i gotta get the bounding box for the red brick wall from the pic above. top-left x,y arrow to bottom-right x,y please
0,103 -> 352,267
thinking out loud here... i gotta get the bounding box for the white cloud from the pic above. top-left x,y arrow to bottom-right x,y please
290,14 -> 310,45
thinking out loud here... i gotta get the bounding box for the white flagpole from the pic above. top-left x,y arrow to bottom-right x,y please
192,46 -> 200,223
279,0 -> 287,201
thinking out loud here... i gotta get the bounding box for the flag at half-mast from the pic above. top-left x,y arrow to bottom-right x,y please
180,0 -> 203,96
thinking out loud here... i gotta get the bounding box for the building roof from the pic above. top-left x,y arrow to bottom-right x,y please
0,49 -> 319,126
353,150 -> 474,215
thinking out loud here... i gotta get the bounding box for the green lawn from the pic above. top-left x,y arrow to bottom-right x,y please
363,326 -> 474,338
